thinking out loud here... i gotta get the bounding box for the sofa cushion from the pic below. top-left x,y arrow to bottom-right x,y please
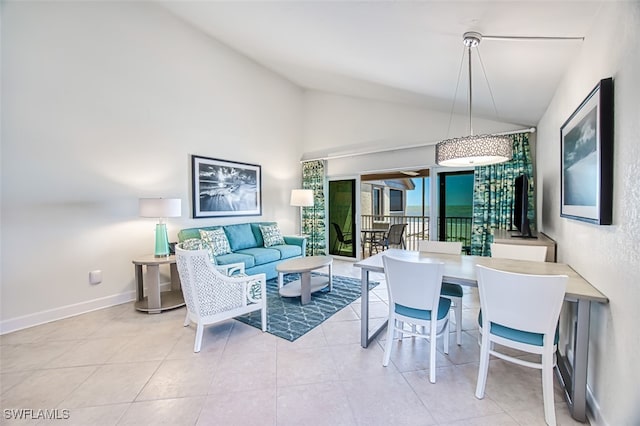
250,222 -> 277,247
259,224 -> 285,247
236,247 -> 281,266
180,238 -> 216,263
224,223 -> 258,251
215,252 -> 255,269
270,244 -> 303,259
178,226 -> 221,242
200,229 -> 231,256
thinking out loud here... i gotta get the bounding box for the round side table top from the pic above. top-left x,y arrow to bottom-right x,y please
276,255 -> 332,273
132,255 -> 176,265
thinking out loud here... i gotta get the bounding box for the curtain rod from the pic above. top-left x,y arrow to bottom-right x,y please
494,127 -> 536,136
301,127 -> 536,163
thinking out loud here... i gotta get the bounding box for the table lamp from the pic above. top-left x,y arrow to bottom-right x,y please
290,189 -> 314,253
139,198 -> 182,257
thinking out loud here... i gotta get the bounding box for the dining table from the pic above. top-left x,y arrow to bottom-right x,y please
354,248 -> 608,423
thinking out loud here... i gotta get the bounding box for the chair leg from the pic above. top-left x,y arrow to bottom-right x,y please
261,305 -> 267,332
443,296 -> 463,346
542,350 -> 557,426
396,320 -> 404,339
454,298 -> 463,345
382,315 -> 396,367
443,320 -> 450,355
193,323 -> 204,353
475,333 -> 491,398
183,311 -> 190,327
429,321 -> 437,383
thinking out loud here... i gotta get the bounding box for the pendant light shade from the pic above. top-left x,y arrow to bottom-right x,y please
436,134 -> 512,167
436,32 -> 513,167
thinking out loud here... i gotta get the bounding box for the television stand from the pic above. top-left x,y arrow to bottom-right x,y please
493,229 -> 556,262
510,233 -> 538,239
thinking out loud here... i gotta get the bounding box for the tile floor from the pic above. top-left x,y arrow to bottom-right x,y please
0,259 -> 586,425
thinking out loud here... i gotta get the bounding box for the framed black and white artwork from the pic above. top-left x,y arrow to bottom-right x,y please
560,77 -> 613,225
191,155 -> 262,218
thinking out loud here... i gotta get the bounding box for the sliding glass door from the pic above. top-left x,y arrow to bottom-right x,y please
327,179 -> 356,258
438,171 -> 474,251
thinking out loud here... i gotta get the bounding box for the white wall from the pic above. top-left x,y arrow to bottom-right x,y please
1,2 -> 303,331
536,2 -> 640,424
302,91 -> 524,176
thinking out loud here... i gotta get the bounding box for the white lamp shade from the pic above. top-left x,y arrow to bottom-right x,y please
436,134 -> 513,167
139,198 -> 182,218
290,189 -> 314,207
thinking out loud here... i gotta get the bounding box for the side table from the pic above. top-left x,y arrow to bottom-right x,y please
132,255 -> 185,314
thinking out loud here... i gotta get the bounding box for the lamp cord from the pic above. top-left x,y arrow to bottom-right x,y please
467,44 -> 473,136
475,48 -> 502,122
445,48 -> 467,139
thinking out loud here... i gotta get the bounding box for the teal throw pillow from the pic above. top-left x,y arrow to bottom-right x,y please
259,224 -> 285,247
180,238 -> 216,264
200,229 -> 232,256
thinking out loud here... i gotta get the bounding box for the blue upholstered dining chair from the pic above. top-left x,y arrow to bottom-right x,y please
381,255 -> 450,383
418,240 -> 464,346
475,265 -> 567,426
490,242 -> 548,262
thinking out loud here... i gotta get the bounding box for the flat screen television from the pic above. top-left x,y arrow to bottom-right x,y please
512,174 -> 536,238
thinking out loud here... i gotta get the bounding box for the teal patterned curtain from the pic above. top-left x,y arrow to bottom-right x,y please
302,160 -> 326,256
470,133 -> 535,256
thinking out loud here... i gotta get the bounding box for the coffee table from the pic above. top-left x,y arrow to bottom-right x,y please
276,256 -> 333,304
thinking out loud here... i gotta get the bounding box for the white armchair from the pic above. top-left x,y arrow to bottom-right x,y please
215,262 -> 246,276
175,245 -> 267,352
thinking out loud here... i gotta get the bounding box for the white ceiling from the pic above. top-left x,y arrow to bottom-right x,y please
161,1 -> 604,127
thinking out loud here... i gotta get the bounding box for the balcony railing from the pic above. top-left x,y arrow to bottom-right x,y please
360,214 -> 472,253
439,216 -> 473,249
361,215 -> 427,251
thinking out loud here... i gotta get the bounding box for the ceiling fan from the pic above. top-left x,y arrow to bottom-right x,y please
480,34 -> 584,42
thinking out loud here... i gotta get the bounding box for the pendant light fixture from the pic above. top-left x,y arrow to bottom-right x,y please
436,32 -> 512,167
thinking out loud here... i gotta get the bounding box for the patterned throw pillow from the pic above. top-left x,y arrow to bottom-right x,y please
199,229 -> 232,256
259,224 -> 285,247
180,238 -> 216,264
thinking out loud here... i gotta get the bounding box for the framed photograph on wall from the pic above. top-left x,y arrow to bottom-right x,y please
191,155 -> 262,218
560,77 -> 613,225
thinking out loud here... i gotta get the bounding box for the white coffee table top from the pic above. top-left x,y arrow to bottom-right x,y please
276,255 -> 333,273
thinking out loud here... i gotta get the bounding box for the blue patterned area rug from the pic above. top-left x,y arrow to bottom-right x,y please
236,273 -> 379,341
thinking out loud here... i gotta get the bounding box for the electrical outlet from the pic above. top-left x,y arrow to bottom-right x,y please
89,270 -> 102,285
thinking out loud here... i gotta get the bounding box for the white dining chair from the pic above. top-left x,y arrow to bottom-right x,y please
490,242 -> 548,262
382,255 -> 450,383
475,265 -> 567,425
418,240 -> 464,345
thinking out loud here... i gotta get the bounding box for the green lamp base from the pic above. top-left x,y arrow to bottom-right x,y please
154,223 -> 170,257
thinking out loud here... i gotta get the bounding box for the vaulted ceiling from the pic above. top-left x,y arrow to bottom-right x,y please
162,1 -> 604,127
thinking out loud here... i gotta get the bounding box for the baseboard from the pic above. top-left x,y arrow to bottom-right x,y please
586,384 -> 609,426
0,282 -> 180,335
0,281 -> 173,335
0,291 -> 137,335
